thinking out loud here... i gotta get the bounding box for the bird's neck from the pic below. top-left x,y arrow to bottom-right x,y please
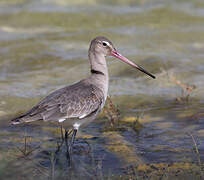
88,51 -> 109,100
89,52 -> 108,76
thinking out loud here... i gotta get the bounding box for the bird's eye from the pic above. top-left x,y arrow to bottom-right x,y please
102,42 -> 107,46
101,41 -> 110,47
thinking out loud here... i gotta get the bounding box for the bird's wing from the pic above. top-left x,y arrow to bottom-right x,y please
12,80 -> 104,124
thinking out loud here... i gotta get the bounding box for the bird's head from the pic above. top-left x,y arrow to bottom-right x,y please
89,36 -> 156,79
89,36 -> 115,57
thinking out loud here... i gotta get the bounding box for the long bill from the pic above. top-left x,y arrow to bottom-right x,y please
111,50 -> 156,79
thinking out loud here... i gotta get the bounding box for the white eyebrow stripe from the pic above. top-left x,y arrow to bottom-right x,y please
102,41 -> 110,46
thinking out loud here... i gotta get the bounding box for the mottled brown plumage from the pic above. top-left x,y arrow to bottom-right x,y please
12,80 -> 104,125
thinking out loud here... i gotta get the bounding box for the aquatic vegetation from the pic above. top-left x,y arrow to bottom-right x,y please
120,162 -> 204,180
103,131 -> 144,164
0,0 -> 204,179
169,72 -> 196,103
103,96 -> 120,126
188,133 -> 203,171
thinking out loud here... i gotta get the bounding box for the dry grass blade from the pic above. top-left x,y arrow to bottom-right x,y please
169,72 -> 196,102
188,133 -> 203,170
103,96 -> 120,126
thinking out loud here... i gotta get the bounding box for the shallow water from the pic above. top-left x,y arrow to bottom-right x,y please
0,0 -> 204,179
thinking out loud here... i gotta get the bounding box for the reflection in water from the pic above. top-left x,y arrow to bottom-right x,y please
5,134 -> 103,180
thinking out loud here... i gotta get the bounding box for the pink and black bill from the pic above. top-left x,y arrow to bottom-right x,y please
111,50 -> 156,79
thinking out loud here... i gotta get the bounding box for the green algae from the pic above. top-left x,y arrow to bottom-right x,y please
103,131 -> 144,165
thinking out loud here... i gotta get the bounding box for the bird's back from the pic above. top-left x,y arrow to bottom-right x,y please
11,79 -> 104,125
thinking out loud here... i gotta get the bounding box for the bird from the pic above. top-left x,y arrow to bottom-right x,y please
11,36 -> 155,147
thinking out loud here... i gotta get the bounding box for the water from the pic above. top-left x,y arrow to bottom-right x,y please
0,0 -> 204,179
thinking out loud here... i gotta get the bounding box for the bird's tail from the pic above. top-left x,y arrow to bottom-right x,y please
11,115 -> 26,125
11,114 -> 40,125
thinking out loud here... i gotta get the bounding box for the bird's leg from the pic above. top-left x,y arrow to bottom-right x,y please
71,129 -> 77,146
54,127 -> 66,168
65,129 -> 76,167
55,123 -> 65,153
55,129 -> 65,155
65,129 -> 68,140
58,122 -> 65,143
68,129 -> 77,155
60,124 -> 64,140
65,132 -> 71,167
65,129 -> 73,141
64,128 -> 77,167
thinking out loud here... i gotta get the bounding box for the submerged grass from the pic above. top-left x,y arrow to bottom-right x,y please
0,122 -> 203,180
114,162 -> 204,180
103,131 -> 144,165
166,70 -> 197,103
188,133 -> 203,173
103,96 -> 120,126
